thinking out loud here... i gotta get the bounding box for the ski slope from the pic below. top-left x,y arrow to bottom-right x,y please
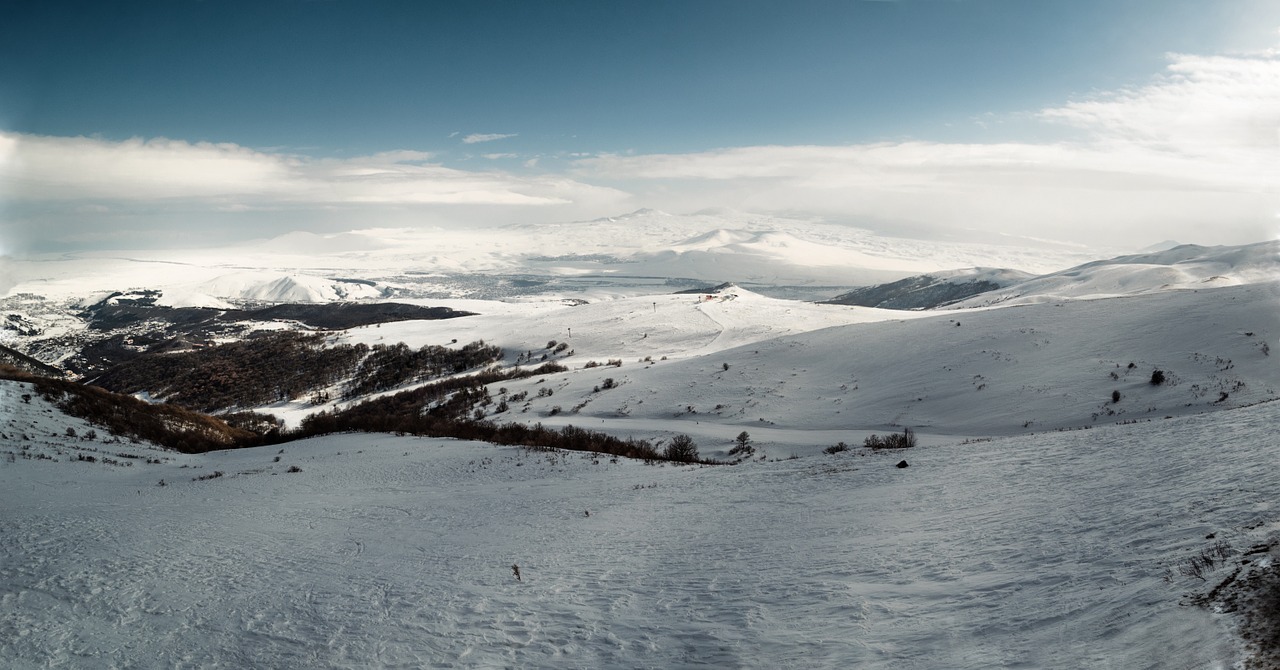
1,378 -> 1276,668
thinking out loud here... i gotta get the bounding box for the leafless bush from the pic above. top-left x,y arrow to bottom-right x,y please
865,428 -> 916,450
1179,541 -> 1233,581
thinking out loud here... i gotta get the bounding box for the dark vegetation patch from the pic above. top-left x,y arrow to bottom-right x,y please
0,343 -> 64,377
342,340 -> 502,399
6,345 -> 714,464
864,428 -> 917,450
91,332 -> 368,413
230,303 -> 470,330
90,330 -> 504,413
54,300 -> 473,376
83,300 -> 471,332
0,365 -> 259,453
823,275 -> 1002,310
293,362 -> 716,463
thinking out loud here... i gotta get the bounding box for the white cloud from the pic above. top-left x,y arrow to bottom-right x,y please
0,132 -> 614,207
3,45 -> 1275,252
1040,52 -> 1280,153
0,132 -> 631,251
461,133 -> 517,144
483,153 -> 518,160
572,48 -> 1280,247
0,134 -> 296,200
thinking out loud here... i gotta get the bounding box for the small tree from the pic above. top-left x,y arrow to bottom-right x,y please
1112,390 -> 1122,403
1150,369 -> 1166,385
665,434 -> 700,463
728,430 -> 754,458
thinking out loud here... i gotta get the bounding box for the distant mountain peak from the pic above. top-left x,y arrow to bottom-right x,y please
1137,240 -> 1182,254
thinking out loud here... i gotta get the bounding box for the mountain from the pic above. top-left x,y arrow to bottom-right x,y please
822,268 -> 1034,309
195,272 -> 389,304
949,241 -> 1280,308
1,210 -> 1110,308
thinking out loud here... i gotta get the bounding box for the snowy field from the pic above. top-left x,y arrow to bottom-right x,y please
2,377 -> 1276,669
2,235 -> 1278,667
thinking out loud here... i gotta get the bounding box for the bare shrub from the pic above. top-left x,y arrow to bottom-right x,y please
1179,541 -> 1233,581
865,428 -> 916,450
664,434 -> 700,463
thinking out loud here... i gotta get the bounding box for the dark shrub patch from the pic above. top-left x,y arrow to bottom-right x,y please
865,428 -> 916,450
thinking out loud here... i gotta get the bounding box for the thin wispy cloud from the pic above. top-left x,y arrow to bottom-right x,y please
461,133 -> 517,144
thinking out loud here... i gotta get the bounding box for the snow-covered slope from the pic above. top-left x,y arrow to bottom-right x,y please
2,377 -> 1276,668
300,282 -> 1277,447
950,241 -> 1280,308
823,268 -> 1034,309
195,271 -> 386,304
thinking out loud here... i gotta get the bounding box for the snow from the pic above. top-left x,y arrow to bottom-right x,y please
343,287 -> 920,364
1,209 -> 1113,304
321,281 -> 1279,446
2,376 -> 1274,668
2,222 -> 1278,667
951,241 -> 1280,307
195,271 -> 385,304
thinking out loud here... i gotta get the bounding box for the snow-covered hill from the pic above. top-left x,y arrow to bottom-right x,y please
4,232 -> 1280,668
823,268 -> 1034,309
2,377 -> 1276,668
283,282 -> 1278,448
950,241 -> 1280,308
195,271 -> 387,304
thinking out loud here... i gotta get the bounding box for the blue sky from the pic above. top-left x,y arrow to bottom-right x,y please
1,0 -> 1278,252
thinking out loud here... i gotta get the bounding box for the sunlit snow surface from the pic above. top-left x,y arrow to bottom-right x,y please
2,378 -> 1274,669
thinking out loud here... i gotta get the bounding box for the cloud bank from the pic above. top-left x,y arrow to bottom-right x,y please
0,134 -> 615,206
574,49 -> 1279,247
1,46 -> 1275,252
